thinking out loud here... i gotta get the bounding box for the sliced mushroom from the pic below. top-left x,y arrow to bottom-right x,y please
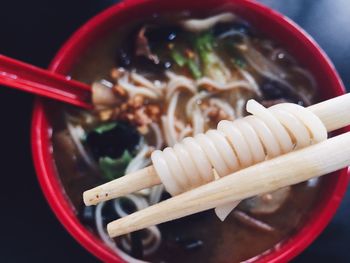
239,186 -> 291,215
135,26 -> 160,64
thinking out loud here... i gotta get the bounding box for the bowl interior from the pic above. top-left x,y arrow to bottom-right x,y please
32,0 -> 348,262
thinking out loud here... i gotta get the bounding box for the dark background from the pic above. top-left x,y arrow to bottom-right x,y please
0,0 -> 349,262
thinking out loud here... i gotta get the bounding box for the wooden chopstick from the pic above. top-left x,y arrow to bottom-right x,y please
83,93 -> 350,206
84,166 -> 159,205
107,132 -> 350,237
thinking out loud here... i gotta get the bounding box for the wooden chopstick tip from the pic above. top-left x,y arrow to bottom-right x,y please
83,189 -> 98,206
107,220 -> 122,238
106,222 -> 114,237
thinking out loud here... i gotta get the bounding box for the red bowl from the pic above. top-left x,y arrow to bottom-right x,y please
31,0 -> 349,262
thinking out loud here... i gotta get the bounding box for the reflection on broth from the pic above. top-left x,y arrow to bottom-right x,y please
52,11 -> 322,263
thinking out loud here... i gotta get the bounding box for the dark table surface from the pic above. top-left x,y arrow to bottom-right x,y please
0,0 -> 349,262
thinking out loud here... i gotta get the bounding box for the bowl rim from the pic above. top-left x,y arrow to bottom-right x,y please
31,0 -> 350,262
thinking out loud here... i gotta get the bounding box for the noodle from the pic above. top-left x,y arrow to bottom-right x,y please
149,123 -> 163,150
125,144 -> 151,174
113,195 -> 162,256
235,98 -> 246,118
95,202 -> 148,263
192,107 -> 205,135
131,71 -> 164,96
166,91 -> 181,146
238,68 -> 261,96
119,76 -> 160,99
149,185 -> 165,205
185,91 -> 209,117
66,121 -> 98,170
180,12 -> 236,32
178,125 -> 193,140
196,77 -> 255,93
151,101 -> 327,217
165,71 -> 196,100
209,98 -> 235,119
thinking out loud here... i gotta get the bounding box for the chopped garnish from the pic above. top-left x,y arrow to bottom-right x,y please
171,49 -> 202,78
194,32 -> 230,82
171,50 -> 187,67
187,59 -> 202,79
184,49 -> 195,59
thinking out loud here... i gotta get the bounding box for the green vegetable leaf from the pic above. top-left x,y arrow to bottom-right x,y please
171,49 -> 202,79
171,50 -> 187,67
94,122 -> 117,134
99,150 -> 132,181
194,32 -> 230,83
187,59 -> 202,79
194,32 -> 214,64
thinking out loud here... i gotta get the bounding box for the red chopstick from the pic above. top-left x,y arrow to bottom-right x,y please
0,54 -> 92,109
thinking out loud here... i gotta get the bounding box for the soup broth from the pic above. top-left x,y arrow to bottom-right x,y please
51,11 -> 324,263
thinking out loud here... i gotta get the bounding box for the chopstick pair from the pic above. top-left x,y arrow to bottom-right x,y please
83,93 -> 350,238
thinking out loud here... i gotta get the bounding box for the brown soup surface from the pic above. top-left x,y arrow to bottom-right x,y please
50,11 -> 325,263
